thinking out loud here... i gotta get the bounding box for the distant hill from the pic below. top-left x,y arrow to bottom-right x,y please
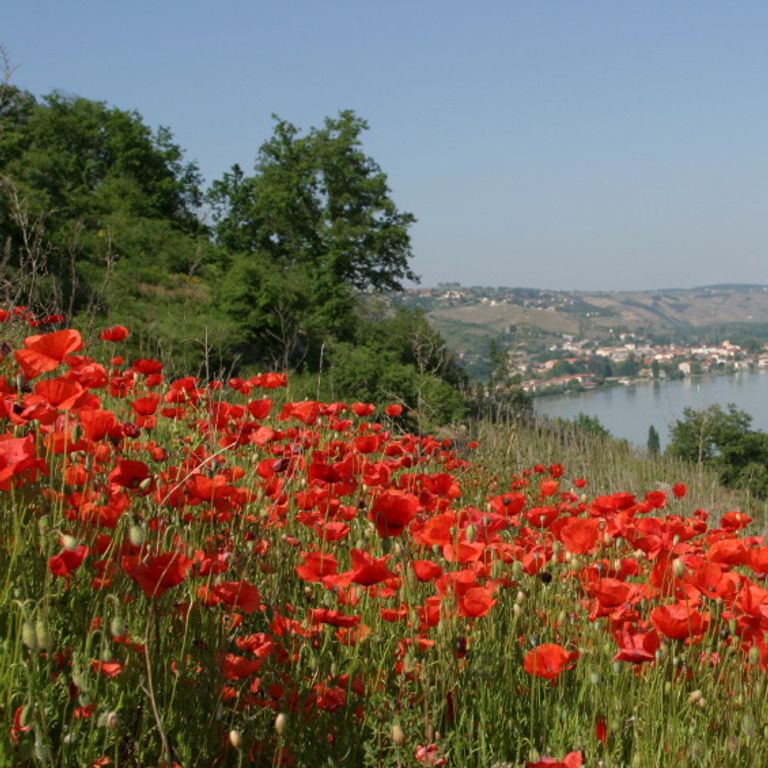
395,284 -> 768,371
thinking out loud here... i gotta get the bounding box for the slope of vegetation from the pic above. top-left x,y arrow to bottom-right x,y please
0,86 -> 466,426
1,312 -> 768,767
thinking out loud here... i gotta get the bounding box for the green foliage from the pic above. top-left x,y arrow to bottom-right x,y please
571,412 -> 611,438
0,86 -> 471,423
667,403 -> 768,498
313,306 -> 468,428
207,112 -> 417,369
208,112 -> 416,292
647,424 -> 661,455
0,86 -> 221,371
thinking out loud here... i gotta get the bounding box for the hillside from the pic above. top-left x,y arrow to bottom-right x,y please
396,284 -> 768,372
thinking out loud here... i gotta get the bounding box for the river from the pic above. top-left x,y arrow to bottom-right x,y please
533,370 -> 768,449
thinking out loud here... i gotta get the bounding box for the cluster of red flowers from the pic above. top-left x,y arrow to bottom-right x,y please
2,313 -> 767,765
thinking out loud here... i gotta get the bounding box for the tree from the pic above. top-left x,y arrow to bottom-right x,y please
667,404 -> 752,465
572,413 -> 610,438
667,403 -> 768,498
647,425 -> 660,455
0,87 -> 207,313
207,111 -> 417,368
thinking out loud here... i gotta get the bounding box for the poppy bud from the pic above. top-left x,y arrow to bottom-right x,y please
515,591 -> 526,605
513,604 -> 523,619
275,712 -> 288,736
106,711 -> 120,731
22,621 -> 37,651
71,423 -> 82,444
138,477 -> 153,493
19,704 -> 32,727
687,690 -> 703,705
62,534 -> 77,551
589,670 -> 601,686
465,525 -> 476,543
229,729 -> 243,750
128,525 -> 145,547
748,645 -> 761,665
35,619 -> 50,650
38,515 -> 50,536
391,723 -> 405,746
110,615 -> 126,638
34,739 -> 51,762
672,558 -> 685,578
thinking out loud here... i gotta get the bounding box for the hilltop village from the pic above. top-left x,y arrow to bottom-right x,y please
399,284 -> 768,396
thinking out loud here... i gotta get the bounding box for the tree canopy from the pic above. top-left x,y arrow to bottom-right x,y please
0,88 -> 473,423
667,404 -> 768,498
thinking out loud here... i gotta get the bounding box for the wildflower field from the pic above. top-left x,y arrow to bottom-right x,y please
2,310 -> 768,767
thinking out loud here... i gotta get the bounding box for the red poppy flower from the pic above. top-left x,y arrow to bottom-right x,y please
413,559 -> 443,582
108,459 -> 153,493
248,372 -> 287,389
122,552 -> 192,598
385,403 -> 403,417
14,328 -> 83,379
672,482 -> 687,499
99,325 -> 129,342
91,660 -> 123,679
613,627 -> 660,663
645,490 -> 667,509
526,751 -> 582,768
351,402 -> 376,417
279,400 -> 321,425
458,586 -> 495,618
350,549 -> 395,586
209,581 -> 261,614
221,653 -> 263,680
49,544 -> 89,579
650,602 -> 709,640
11,705 -> 32,743
560,517 -> 600,554
370,489 -> 419,538
523,643 -> 579,679
296,551 -> 339,582
310,609 -> 361,628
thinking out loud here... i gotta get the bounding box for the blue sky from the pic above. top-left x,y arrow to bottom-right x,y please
5,1 -> 768,290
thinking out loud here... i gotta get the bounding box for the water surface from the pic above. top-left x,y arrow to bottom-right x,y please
534,371 -> 768,448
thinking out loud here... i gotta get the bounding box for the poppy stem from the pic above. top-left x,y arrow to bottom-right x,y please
143,614 -> 175,767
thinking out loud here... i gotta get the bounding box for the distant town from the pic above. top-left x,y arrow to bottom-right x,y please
397,283 -> 768,395
511,333 -> 768,395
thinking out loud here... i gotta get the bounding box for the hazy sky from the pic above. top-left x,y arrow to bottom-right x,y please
5,1 -> 768,290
